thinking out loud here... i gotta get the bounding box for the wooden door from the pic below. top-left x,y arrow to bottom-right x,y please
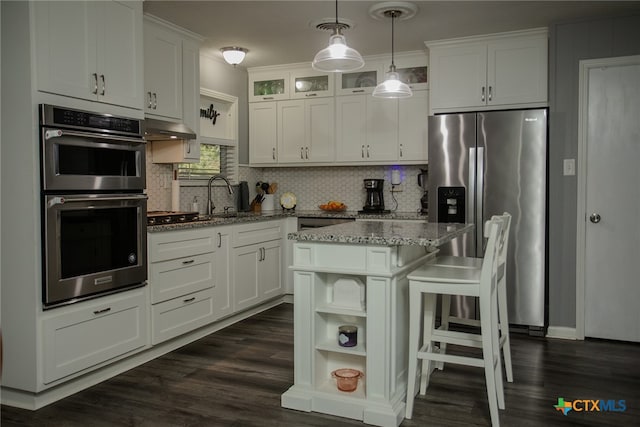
579,55 -> 640,342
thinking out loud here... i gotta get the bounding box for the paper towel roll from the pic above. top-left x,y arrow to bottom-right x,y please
171,180 -> 180,211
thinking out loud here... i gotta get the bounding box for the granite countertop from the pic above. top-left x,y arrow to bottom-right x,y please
288,221 -> 473,248
147,210 -> 428,232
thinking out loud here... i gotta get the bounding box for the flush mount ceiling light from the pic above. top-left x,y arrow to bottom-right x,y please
371,2 -> 417,98
312,0 -> 364,72
220,47 -> 248,67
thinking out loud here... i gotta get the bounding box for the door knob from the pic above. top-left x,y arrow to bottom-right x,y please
589,213 -> 601,223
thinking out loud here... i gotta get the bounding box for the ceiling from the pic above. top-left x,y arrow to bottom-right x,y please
144,1 -> 640,68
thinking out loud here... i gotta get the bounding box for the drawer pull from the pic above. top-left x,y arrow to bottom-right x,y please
93,307 -> 111,315
183,297 -> 196,303
182,259 -> 195,265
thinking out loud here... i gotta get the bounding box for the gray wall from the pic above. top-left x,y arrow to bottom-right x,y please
200,53 -> 249,164
548,14 -> 640,328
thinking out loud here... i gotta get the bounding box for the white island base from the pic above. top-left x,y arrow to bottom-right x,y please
281,241 -> 437,427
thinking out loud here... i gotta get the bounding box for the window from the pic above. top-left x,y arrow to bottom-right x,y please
177,143 -> 238,183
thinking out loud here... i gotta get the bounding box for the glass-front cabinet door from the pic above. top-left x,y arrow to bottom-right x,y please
336,66 -> 382,95
396,65 -> 428,91
249,71 -> 290,102
290,69 -> 334,99
394,53 -> 428,91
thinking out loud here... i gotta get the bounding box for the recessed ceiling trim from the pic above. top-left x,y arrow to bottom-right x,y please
369,2 -> 418,21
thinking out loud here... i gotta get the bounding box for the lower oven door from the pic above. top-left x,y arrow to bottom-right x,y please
43,193 -> 147,308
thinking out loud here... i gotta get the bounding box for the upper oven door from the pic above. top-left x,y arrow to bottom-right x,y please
43,193 -> 148,307
41,127 -> 146,192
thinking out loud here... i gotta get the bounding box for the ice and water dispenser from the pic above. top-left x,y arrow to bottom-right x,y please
437,187 -> 465,223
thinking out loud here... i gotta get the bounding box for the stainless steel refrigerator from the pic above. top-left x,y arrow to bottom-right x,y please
428,109 -> 547,333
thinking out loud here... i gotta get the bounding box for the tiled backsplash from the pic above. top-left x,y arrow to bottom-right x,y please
146,146 -> 427,213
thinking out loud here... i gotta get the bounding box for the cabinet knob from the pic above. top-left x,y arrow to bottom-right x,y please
100,74 -> 105,96
481,86 -> 486,102
92,73 -> 98,95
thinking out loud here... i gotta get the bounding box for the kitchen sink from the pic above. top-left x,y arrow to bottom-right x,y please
195,212 -> 239,221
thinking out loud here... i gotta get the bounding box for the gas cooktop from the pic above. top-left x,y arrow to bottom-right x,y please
147,211 -> 199,226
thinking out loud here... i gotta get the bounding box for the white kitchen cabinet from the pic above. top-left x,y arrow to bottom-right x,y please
365,96 -> 399,161
144,18 -> 183,119
277,98 -> 335,163
398,90 -> 429,162
212,226 -> 233,320
335,95 -> 398,162
180,37 -> 202,162
249,71 -> 290,102
282,243 -> 435,424
336,65 -> 383,96
148,228 -> 216,344
427,28 -> 548,112
290,68 -> 334,99
42,288 -> 148,384
249,102 -> 278,164
151,34 -> 200,163
232,221 -> 283,312
34,0 -> 143,110
151,287 -> 215,345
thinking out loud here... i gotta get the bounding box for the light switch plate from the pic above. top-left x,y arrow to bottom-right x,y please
563,159 -> 576,176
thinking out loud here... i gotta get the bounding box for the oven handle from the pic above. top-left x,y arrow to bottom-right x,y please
44,128 -> 145,144
47,194 -> 148,207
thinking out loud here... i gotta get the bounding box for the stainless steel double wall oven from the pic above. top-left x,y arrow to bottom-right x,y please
40,104 -> 148,308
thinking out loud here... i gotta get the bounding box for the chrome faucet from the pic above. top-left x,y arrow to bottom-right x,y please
207,175 -> 234,215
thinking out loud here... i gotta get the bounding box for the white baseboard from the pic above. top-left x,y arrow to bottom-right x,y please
546,326 -> 578,340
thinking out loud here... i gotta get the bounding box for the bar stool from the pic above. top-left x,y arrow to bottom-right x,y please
405,218 -> 505,427
436,213 -> 513,383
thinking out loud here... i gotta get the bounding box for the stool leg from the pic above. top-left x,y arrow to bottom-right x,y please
497,276 -> 513,382
491,287 -> 505,410
405,285 -> 422,419
437,294 -> 452,371
419,293 -> 437,395
480,292 -> 501,426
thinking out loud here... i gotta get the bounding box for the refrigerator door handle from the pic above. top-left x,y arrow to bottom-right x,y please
476,147 -> 485,255
469,147 -> 477,228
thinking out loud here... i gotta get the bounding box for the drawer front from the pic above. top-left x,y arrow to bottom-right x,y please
232,220 -> 282,247
149,228 -> 215,262
42,289 -> 149,384
151,287 -> 215,344
150,252 -> 214,304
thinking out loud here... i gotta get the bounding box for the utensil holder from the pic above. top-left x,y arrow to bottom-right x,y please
261,194 -> 275,211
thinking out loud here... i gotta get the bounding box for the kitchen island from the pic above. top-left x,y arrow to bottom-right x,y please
281,221 -> 473,427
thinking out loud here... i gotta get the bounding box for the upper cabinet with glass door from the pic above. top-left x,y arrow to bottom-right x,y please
249,71 -> 290,102
336,63 -> 384,95
290,68 -> 334,99
389,51 -> 429,91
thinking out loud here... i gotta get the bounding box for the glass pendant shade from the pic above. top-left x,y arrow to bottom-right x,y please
221,47 -> 248,66
372,8 -> 413,99
312,31 -> 364,72
373,69 -> 412,98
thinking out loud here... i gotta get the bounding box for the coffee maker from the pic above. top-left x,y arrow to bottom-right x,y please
359,179 -> 389,213
417,167 -> 429,214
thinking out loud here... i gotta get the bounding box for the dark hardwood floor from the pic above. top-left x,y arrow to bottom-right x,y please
2,303 -> 639,426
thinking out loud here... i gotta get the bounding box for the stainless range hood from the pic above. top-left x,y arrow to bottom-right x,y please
144,118 -> 196,141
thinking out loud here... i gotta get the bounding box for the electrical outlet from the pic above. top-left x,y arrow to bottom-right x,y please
563,158 -> 575,176
391,184 -> 403,192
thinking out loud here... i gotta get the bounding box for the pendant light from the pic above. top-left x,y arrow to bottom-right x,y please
372,8 -> 413,98
312,0 -> 364,72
